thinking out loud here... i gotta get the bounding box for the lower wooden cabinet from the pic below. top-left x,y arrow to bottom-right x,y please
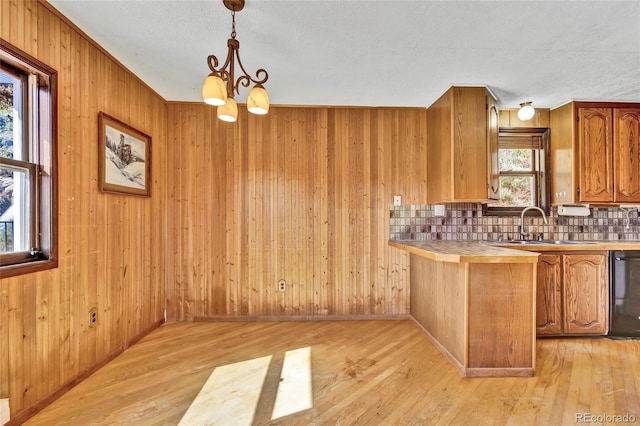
536,252 -> 609,336
536,254 -> 562,334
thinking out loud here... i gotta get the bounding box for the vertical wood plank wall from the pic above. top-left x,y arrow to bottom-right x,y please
1,0 -> 427,420
0,0 -> 167,420
166,105 -> 427,320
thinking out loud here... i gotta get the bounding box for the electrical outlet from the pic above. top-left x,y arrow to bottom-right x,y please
278,279 -> 286,292
89,307 -> 98,327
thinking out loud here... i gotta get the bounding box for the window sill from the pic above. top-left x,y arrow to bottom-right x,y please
0,258 -> 58,278
482,205 -> 550,217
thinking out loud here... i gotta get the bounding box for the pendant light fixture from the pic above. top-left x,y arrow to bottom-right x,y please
517,102 -> 535,121
202,0 -> 269,122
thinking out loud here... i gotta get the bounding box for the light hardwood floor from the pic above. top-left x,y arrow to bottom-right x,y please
24,320 -> 640,425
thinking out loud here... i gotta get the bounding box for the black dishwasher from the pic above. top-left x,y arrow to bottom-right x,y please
609,251 -> 640,337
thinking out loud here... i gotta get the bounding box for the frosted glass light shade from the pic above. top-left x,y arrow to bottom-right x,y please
217,98 -> 238,122
517,103 -> 535,121
202,74 -> 227,106
247,85 -> 269,115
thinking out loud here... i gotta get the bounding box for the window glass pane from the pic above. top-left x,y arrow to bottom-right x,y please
0,166 -> 31,253
499,149 -> 532,172
491,175 -> 535,207
1,69 -> 24,161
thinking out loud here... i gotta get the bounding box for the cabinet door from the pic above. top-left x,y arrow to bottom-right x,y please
452,87 -> 489,201
487,99 -> 500,200
614,108 -> 640,202
427,86 -> 491,203
562,253 -> 608,335
536,254 -> 562,335
578,108 -> 614,202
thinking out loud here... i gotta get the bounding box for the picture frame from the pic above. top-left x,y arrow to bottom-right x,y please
98,112 -> 151,197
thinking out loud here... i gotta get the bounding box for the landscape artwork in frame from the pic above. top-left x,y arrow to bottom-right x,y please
98,112 -> 151,196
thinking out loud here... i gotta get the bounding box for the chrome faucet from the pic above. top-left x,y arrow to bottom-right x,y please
520,206 -> 548,240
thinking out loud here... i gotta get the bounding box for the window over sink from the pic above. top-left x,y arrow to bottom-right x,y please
484,128 -> 550,216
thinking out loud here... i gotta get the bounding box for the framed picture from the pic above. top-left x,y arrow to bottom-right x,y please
98,112 -> 151,197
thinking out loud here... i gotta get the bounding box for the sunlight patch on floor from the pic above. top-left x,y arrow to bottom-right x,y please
272,347 -> 313,420
178,355 -> 272,426
0,398 -> 10,425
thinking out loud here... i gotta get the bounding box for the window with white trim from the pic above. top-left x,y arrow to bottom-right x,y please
0,39 -> 57,277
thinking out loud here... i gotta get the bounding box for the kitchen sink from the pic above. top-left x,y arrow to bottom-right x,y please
502,240 -> 546,245
501,240 -> 595,245
543,240 -> 596,245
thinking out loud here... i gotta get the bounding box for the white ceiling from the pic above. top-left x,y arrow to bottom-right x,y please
47,0 -> 640,109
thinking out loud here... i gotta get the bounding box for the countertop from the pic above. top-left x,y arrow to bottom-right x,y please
388,240 -> 539,263
389,240 -> 640,264
496,240 -> 640,252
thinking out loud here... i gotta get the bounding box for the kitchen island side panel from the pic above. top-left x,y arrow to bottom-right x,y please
467,263 -> 536,370
410,254 -> 466,366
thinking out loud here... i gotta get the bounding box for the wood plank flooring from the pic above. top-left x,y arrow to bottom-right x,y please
24,321 -> 640,425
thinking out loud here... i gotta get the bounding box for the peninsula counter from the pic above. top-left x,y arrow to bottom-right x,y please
389,241 -> 539,377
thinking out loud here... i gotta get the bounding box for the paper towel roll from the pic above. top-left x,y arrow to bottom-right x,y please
557,205 -> 591,216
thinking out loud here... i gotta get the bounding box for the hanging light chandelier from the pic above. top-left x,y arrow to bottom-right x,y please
202,0 -> 269,122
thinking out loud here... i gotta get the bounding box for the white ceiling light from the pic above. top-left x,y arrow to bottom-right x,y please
201,0 -> 270,122
517,102 -> 535,121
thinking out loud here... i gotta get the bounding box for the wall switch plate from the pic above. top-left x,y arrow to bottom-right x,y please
434,205 -> 445,216
393,195 -> 402,206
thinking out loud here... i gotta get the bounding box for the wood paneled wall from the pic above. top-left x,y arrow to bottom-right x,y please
166,105 -> 427,320
498,108 -> 550,128
0,1 -> 167,421
1,0 -> 426,421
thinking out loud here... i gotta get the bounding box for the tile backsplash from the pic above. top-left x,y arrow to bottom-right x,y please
389,204 -> 640,242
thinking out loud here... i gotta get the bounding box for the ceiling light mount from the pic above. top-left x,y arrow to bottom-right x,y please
223,0 -> 244,12
202,0 -> 269,122
517,102 -> 535,121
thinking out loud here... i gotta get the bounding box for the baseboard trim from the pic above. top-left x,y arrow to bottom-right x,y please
465,367 -> 534,378
192,314 -> 410,322
6,319 -> 164,426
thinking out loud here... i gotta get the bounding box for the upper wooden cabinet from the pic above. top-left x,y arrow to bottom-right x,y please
487,97 -> 500,200
550,102 -> 640,204
577,107 -> 614,202
614,108 -> 640,202
427,86 -> 499,203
